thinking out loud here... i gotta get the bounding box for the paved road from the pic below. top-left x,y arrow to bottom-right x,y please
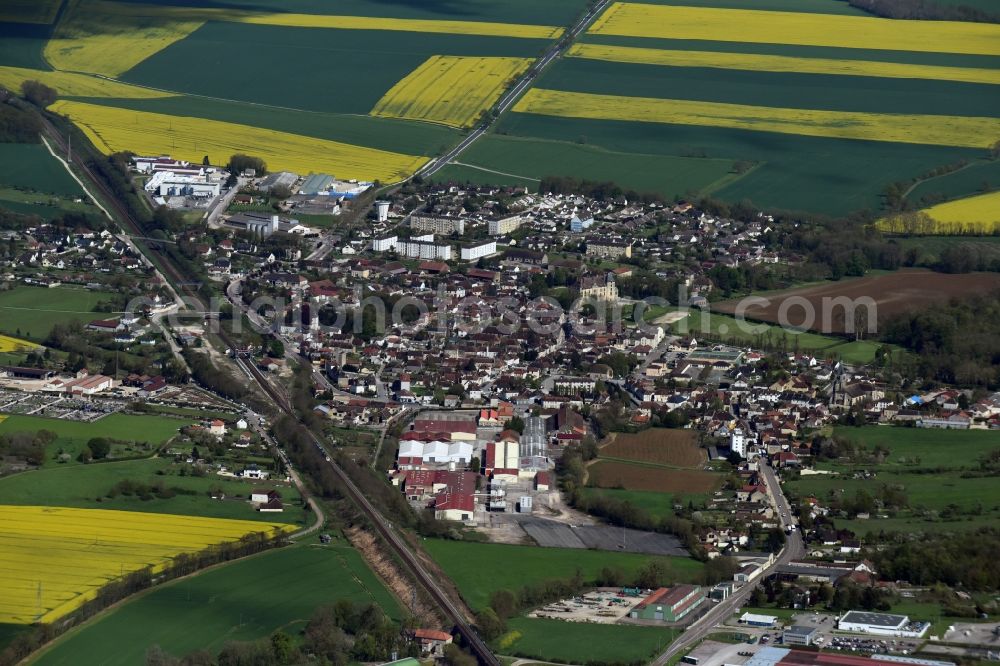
419,0 -> 610,178
652,461 -> 805,664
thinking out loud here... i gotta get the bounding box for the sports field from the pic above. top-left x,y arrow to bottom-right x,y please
601,429 -> 704,467
0,505 -> 293,624
422,539 -> 702,611
0,413 -> 186,464
498,616 -> 673,664
32,543 -> 400,666
0,286 -> 109,341
0,456 -> 305,525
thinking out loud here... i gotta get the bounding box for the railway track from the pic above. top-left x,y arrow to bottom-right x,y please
40,117 -> 500,665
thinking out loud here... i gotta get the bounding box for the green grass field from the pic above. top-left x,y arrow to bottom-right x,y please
0,456 -> 306,524
31,543 -> 400,666
423,539 -> 703,611
0,413 -> 187,464
0,144 -> 83,197
498,616 -> 675,664
787,426 -> 1000,535
669,309 -> 887,363
831,426 -> 1000,469
580,487 -> 710,518
0,286 -> 112,341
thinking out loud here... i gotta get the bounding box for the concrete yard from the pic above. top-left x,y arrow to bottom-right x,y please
519,517 -> 688,556
527,589 -> 646,624
942,621 -> 1000,646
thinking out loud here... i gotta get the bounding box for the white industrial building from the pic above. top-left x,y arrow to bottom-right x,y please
837,611 -> 929,638
396,440 -> 474,469
460,240 -> 497,262
144,170 -> 221,198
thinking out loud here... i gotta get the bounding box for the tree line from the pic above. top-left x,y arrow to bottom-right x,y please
848,0 -> 999,22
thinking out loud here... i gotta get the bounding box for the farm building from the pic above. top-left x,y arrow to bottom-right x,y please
409,628 -> 453,657
629,585 -> 704,622
837,611 -> 929,638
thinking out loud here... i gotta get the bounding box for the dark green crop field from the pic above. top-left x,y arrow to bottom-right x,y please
122,24 -> 553,115
434,134 -> 737,197
0,144 -> 82,197
904,159 -> 1000,208
32,543 -> 400,666
496,112 -> 979,215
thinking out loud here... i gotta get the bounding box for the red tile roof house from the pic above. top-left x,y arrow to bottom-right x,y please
410,629 -> 453,657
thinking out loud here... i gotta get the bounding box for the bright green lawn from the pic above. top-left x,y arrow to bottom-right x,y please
31,543 -> 399,666
498,616 -> 676,665
0,456 -> 305,524
830,426 -> 1000,470
0,286 -> 110,341
0,413 -> 187,464
423,539 -> 703,611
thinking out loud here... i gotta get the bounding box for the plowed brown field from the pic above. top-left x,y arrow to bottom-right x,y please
588,461 -> 720,493
601,429 -> 704,467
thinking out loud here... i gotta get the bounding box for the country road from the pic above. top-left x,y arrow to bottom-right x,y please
651,461 -> 805,664
419,0 -> 610,178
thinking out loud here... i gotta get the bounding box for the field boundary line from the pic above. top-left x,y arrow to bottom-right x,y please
40,134 -> 112,220
15,543 -> 302,665
596,456 -> 707,471
450,161 -> 540,182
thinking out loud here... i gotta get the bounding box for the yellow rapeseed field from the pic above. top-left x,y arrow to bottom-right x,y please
46,0 -> 561,78
46,0 -> 209,78
0,334 -> 40,354
878,192 -> 1000,234
238,13 -> 563,39
0,505 -> 294,624
371,56 -> 532,128
513,89 -> 1000,149
0,0 -> 61,24
589,3 -> 1000,56
51,100 -> 428,183
0,66 -> 175,100
568,43 -> 1000,86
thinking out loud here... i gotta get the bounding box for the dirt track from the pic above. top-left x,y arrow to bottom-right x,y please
714,269 -> 1000,333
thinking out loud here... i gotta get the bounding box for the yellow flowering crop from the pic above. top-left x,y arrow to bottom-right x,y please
45,0 -> 208,78
878,191 -> 1000,234
0,0 -> 61,24
589,3 -> 1000,56
372,56 -> 532,128
513,89 -> 1000,149
0,505 -> 295,624
46,0 -> 561,78
238,13 -> 563,40
0,334 -> 39,354
51,100 -> 428,183
0,66 -> 174,100
568,43 -> 1000,86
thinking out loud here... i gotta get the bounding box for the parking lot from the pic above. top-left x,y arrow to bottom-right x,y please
943,621 -> 1000,645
